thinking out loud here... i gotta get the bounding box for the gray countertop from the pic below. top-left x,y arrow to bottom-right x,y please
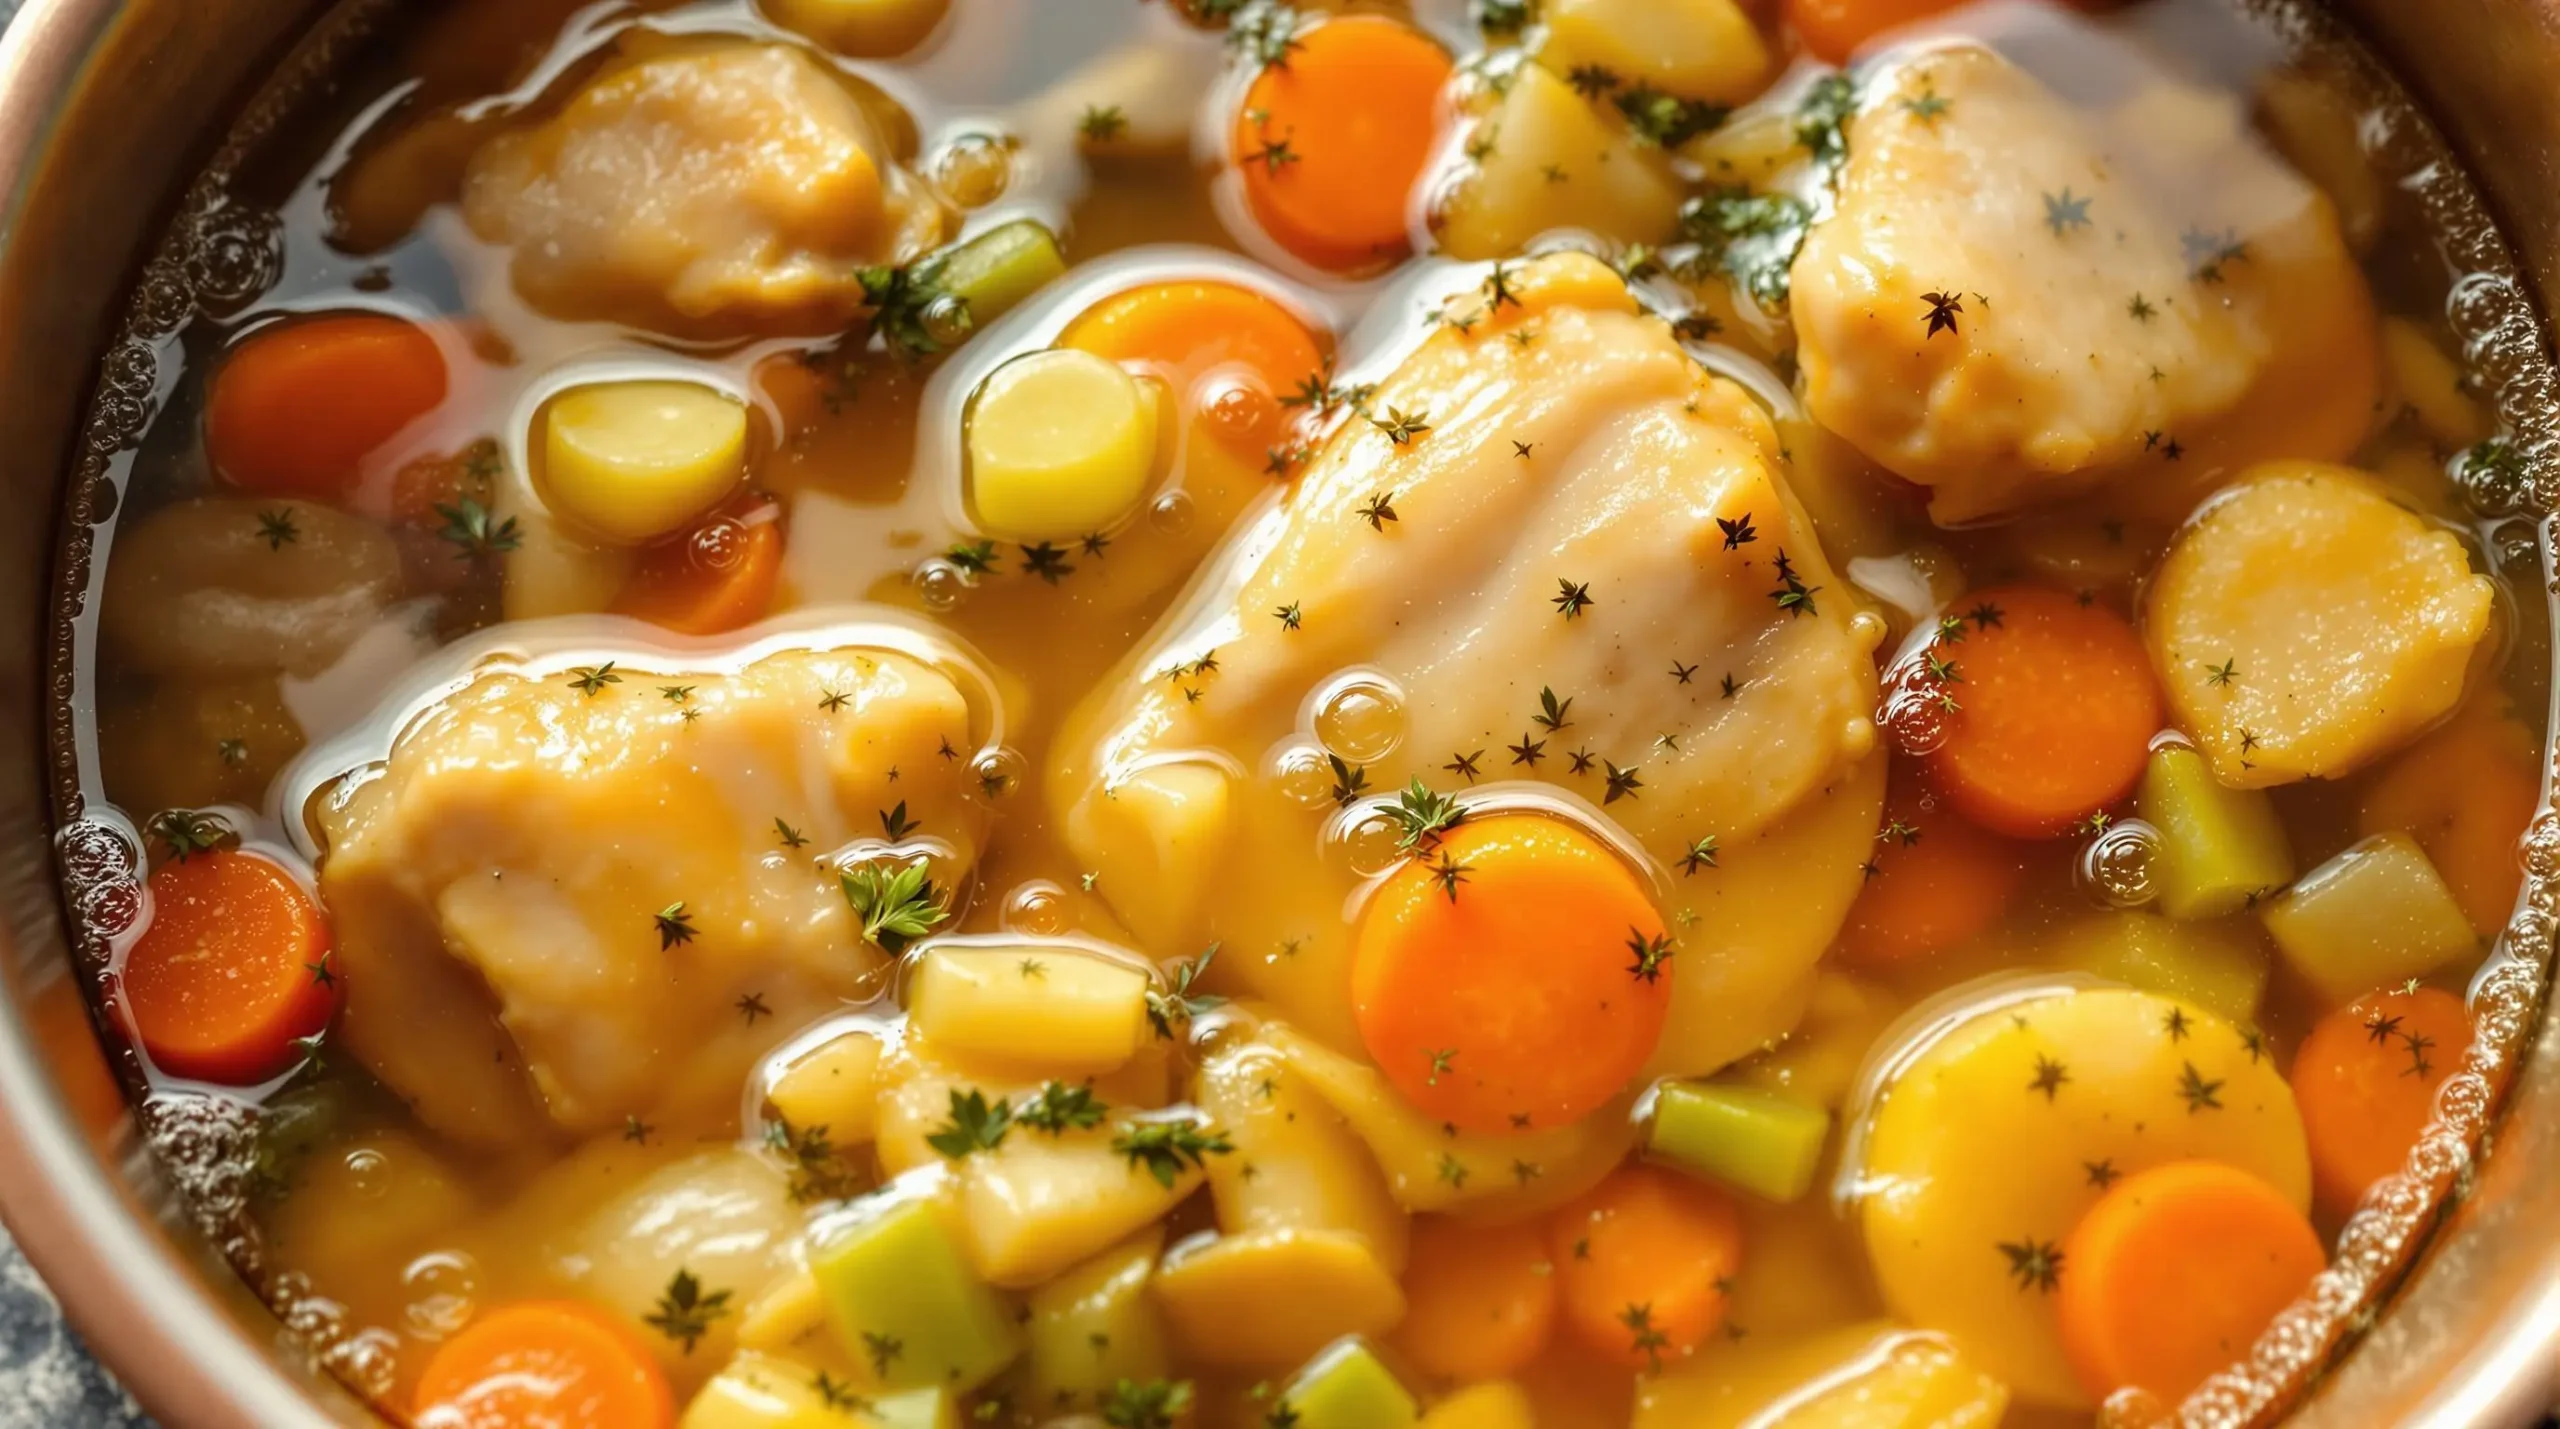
0,1225 -> 154,1427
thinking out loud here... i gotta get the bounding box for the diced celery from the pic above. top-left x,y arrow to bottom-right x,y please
1273,1337 -> 1421,1429
2137,745 -> 2295,919
809,1191 -> 1022,1393
926,219 -> 1065,332
2262,831 -> 2480,1008
2046,911 -> 2271,1025
1643,1081 -> 1830,1203
908,943 -> 1149,1072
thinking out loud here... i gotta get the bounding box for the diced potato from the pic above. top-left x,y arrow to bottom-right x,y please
956,1124 -> 1203,1288
1643,1081 -> 1829,1203
2045,911 -> 2271,1026
1272,1337 -> 1421,1428
810,1190 -> 1024,1393
576,1150 -> 802,1382
99,674 -> 305,815
1025,1229 -> 1172,1414
767,1028 -> 889,1146
2145,463 -> 2493,787
1730,971 -> 1904,1110
2379,317 -> 2491,452
1266,1025 -> 1635,1217
1437,60 -> 1682,260
495,485 -> 633,620
1537,0 -> 1771,106
965,348 -> 1159,542
101,497 -> 402,678
1193,1034 -> 1409,1272
1058,761 -> 1234,953
540,380 -> 749,544
1419,1382 -> 1535,1429
872,1036 -> 1171,1177
1153,1227 -> 1407,1369
1857,987 -> 2309,1406
759,0 -> 950,58
908,944 -> 1149,1074
682,1350 -> 956,1429
2137,745 -> 2296,920
1633,1323 -> 2006,1429
2262,832 -> 2480,1008
738,1268 -> 831,1356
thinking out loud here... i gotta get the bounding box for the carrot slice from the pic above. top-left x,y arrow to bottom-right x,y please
2293,985 -> 2471,1214
2056,1160 -> 2325,1406
415,1300 -> 675,1429
1391,1214 -> 1559,1381
2359,702 -> 2540,936
1233,16 -> 1452,273
1061,281 -> 1328,458
206,312 -> 450,500
1784,0 -> 1967,63
1545,1164 -> 1744,1372
1924,585 -> 2163,838
1836,770 -> 2033,970
612,493 -> 786,636
1351,814 -> 1671,1133
120,849 -> 336,1085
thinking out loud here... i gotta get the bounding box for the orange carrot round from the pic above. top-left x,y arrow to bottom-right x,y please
2293,985 -> 2471,1213
120,849 -> 336,1085
1392,1214 -> 1559,1381
1233,16 -> 1451,273
613,493 -> 786,636
1545,1164 -> 1744,1371
1061,281 -> 1328,458
206,312 -> 450,500
1836,772 -> 2032,970
1924,585 -> 2162,838
1785,0 -> 1967,63
2056,1160 -> 2325,1406
414,1301 -> 675,1429
2359,708 -> 2540,936
1351,814 -> 1671,1133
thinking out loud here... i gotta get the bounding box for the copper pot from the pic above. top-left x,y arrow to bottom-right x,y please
0,0 -> 2553,1424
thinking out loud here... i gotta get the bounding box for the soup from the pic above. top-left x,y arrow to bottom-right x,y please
46,0 -> 2559,1424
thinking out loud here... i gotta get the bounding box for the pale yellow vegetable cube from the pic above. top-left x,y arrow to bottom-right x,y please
1419,1382 -> 1535,1429
1539,0 -> 1771,106
965,348 -> 1159,542
496,486 -> 633,621
682,1351 -> 955,1429
1058,760 -> 1233,952
1193,1037 -> 1409,1272
1858,988 -> 2308,1407
736,1268 -> 830,1356
872,1037 -> 1170,1177
1438,61 -> 1683,260
1025,1228 -> 1172,1413
2262,832 -> 2481,1008
767,1029 -> 887,1146
2145,463 -> 2493,787
908,944 -> 1149,1074
2046,911 -> 2270,1025
1634,1324 -> 2005,1429
758,0 -> 950,58
540,380 -> 749,544
1152,1227 -> 1407,1369
956,1125 -> 1203,1288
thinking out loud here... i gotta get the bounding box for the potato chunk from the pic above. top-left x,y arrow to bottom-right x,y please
1537,0 -> 1772,107
463,42 -> 936,336
2144,463 -> 2492,787
1792,46 -> 2376,523
103,497 -> 401,679
315,641 -> 989,1144
1436,62 -> 1684,260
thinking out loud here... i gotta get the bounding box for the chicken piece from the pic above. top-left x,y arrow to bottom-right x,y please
315,640 -> 990,1145
1051,253 -> 1886,1078
462,41 -> 940,336
1791,46 -> 2378,525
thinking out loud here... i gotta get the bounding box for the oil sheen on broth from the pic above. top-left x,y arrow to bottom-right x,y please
49,0 -> 2560,1426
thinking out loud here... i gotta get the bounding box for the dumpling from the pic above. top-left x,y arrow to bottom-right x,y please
462,41 -> 940,336
315,638 -> 991,1145
1791,45 -> 2378,524
1051,253 -> 1886,1077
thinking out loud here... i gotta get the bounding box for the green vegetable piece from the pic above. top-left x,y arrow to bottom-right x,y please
1642,1080 -> 1830,1202
1273,1337 -> 1420,1429
810,1191 -> 1024,1394
2137,744 -> 2295,919
2262,831 -> 2478,1008
929,219 -> 1066,334
2048,912 -> 2270,1026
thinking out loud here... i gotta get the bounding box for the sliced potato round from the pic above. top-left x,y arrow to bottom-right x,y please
1856,985 -> 2309,1408
539,379 -> 748,544
965,347 -> 1159,541
2145,462 -> 2492,787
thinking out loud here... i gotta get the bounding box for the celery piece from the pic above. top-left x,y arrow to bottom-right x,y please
810,1191 -> 1023,1394
2262,831 -> 2480,1007
2047,912 -> 2270,1026
1274,1337 -> 1421,1429
1642,1081 -> 1830,1203
2137,745 -> 2295,919
927,219 -> 1065,334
